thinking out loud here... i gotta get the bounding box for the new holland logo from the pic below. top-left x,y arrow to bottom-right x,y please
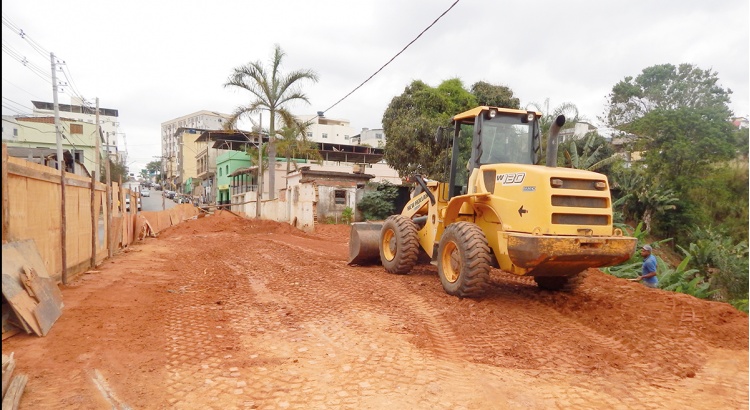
407,194 -> 428,211
496,172 -> 526,185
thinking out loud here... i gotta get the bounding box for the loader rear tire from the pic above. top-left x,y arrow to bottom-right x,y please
437,222 -> 491,297
380,215 -> 420,274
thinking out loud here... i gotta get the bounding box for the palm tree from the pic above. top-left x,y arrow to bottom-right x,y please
224,44 -> 319,199
275,119 -> 323,187
525,98 -> 580,136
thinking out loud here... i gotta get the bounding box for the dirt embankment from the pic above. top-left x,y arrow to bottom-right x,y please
4,211 -> 748,409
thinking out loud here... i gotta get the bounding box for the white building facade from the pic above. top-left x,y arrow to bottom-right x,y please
295,113 -> 357,145
31,97 -> 120,160
160,110 -> 232,186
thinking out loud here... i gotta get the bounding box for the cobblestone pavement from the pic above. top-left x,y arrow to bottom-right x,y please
4,212 -> 748,409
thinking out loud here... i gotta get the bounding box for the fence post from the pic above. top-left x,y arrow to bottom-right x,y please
2,144 -> 9,243
90,172 -> 97,268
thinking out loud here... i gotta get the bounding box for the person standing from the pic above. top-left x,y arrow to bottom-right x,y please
637,245 -> 659,288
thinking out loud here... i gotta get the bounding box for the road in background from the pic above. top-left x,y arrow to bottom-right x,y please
141,190 -> 177,212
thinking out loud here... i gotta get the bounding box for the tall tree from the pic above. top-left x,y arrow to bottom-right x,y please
382,79 -> 477,180
145,160 -> 161,177
224,44 -> 318,200
470,81 -> 520,108
525,98 -> 581,136
605,63 -> 733,128
275,118 -> 323,186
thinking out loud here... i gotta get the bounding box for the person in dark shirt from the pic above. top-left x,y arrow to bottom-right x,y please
637,245 -> 659,288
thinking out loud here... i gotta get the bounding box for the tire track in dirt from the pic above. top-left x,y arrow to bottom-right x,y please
221,239 -> 486,408
157,229 -> 261,409
153,217 -> 748,409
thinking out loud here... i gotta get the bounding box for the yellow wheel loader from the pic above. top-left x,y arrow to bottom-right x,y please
349,106 -> 636,297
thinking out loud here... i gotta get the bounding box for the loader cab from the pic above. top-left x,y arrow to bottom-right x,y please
445,106 -> 542,199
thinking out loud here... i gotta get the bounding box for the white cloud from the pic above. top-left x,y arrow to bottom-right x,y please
2,0 -> 747,173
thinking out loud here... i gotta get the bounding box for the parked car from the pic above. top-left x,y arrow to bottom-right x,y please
125,195 -> 142,212
141,189 -> 151,197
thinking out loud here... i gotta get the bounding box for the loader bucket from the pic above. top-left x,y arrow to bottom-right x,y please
506,233 -> 637,277
348,222 -> 383,265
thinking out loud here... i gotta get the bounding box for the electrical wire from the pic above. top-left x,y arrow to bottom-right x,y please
2,15 -> 51,60
2,96 -> 33,114
1,103 -> 27,116
2,76 -> 45,100
320,0 -> 460,115
1,43 -> 52,83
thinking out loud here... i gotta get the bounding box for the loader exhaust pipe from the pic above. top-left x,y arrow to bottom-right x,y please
546,115 -> 566,167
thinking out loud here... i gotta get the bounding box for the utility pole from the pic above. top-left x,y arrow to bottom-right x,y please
256,112 -> 262,218
51,52 -> 68,285
90,97 -> 100,268
106,131 -> 113,258
161,155 -> 166,211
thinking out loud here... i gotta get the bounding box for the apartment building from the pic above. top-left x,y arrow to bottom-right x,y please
31,97 -> 120,161
351,128 -> 386,148
161,110 -> 232,190
2,115 -> 100,175
295,112 -> 357,145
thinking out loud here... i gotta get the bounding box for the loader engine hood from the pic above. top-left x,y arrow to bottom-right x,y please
472,163 -> 613,236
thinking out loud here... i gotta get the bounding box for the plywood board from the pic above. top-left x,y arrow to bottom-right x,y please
2,240 -> 64,337
22,267 -> 62,336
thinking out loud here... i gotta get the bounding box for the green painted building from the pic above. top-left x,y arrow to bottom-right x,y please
215,151 -> 252,204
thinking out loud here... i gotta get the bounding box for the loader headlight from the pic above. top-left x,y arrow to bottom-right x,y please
527,113 -> 535,122
594,181 -> 607,190
488,109 -> 497,119
551,178 -> 563,188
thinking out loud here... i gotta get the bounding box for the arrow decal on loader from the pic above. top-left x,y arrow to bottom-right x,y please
518,205 -> 528,217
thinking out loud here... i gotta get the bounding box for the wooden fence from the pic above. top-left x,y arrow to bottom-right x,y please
2,144 -> 198,283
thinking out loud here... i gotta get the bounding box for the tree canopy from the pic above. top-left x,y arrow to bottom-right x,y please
381,79 -> 478,180
470,81 -> 520,108
605,63 -> 733,128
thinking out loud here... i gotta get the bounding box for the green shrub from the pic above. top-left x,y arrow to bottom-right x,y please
356,182 -> 398,221
341,207 -> 353,224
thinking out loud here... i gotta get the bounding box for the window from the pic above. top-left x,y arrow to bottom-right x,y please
226,165 -> 229,174
322,133 -> 328,139
334,190 -> 346,205
70,124 -> 83,134
13,128 -> 18,136
344,135 -> 349,140
375,133 -> 383,139
219,168 -> 222,176
307,132 -> 313,138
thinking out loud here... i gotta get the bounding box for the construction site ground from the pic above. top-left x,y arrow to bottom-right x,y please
3,211 -> 748,409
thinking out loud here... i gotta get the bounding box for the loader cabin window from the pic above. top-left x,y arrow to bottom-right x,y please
479,118 -> 533,165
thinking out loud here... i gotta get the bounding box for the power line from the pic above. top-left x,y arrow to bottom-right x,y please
1,15 -> 51,60
1,103 -> 27,116
2,96 -> 33,114
3,13 -> 95,114
1,43 -> 52,83
2,76 -> 45,100
321,0 -> 460,115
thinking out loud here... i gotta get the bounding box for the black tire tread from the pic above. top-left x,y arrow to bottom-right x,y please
438,222 -> 492,297
380,215 -> 420,274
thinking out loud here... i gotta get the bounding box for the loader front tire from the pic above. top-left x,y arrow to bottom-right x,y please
380,215 -> 420,274
437,222 -> 491,297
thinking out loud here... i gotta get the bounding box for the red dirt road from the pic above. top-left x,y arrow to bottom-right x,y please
4,211 -> 748,409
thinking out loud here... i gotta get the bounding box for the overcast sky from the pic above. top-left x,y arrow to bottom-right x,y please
2,0 -> 748,173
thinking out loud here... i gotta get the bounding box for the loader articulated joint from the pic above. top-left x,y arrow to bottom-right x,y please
412,174 -> 436,206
